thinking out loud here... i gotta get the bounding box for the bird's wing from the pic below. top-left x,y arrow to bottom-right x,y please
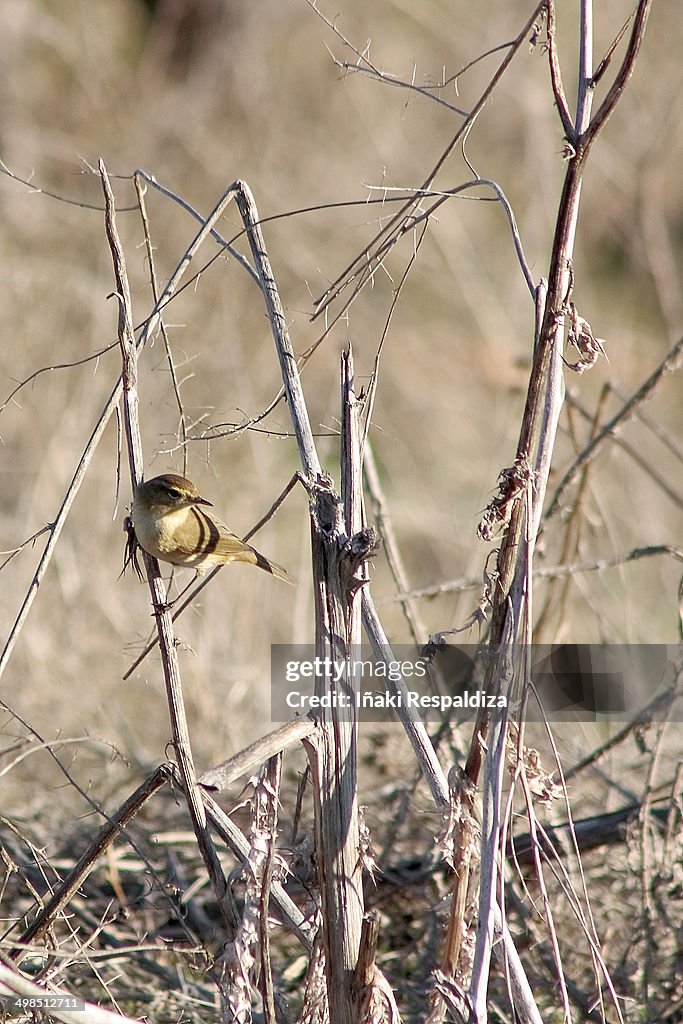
189,507 -> 253,560
190,506 -> 292,581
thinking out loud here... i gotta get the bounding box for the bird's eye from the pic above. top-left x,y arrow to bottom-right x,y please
166,487 -> 182,500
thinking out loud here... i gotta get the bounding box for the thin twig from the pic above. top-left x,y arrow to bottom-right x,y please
15,767 -> 169,953
379,545 -> 683,605
531,684 -> 626,1022
133,175 -> 189,476
0,385 -> 119,683
546,1 -> 575,139
100,160 -> 237,937
308,0 -> 515,118
546,334 -> 683,518
607,381 -> 683,465
312,2 -> 546,319
360,219 -> 429,460
0,343 -> 118,417
364,442 -> 426,647
564,678 -> 682,783
590,15 -> 633,89
584,0 -> 653,146
564,389 -> 683,510
0,525 -> 52,572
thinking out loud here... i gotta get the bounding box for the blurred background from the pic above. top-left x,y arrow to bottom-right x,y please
1,0 -> 681,811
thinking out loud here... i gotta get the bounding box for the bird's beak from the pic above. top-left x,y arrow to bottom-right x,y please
194,495 -> 213,507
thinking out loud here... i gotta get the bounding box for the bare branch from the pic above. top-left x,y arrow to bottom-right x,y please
584,0 -> 653,146
590,15 -> 633,89
100,160 -> 238,937
546,334 -> 683,518
16,767 -> 169,952
313,1 -> 546,319
379,545 -> 683,605
545,1 -> 575,140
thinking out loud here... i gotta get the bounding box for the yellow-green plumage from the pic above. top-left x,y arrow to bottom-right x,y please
132,474 -> 291,582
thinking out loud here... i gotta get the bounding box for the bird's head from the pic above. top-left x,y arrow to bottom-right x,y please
134,474 -> 213,516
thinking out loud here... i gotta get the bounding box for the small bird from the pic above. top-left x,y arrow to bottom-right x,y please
132,473 -> 291,583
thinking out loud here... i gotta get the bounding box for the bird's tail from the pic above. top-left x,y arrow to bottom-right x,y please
248,546 -> 293,584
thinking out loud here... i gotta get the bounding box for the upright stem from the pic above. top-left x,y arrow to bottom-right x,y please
303,351 -> 364,1023
100,162 -> 236,936
576,0 -> 594,133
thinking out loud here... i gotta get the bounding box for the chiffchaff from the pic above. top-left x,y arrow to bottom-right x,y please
132,474 -> 291,582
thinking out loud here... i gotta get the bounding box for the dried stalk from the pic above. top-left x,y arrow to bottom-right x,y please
233,181 -> 368,1018
233,183 -> 322,479
199,719 -> 315,792
467,0 -> 654,835
232,176 -> 540,1021
99,161 -> 237,937
489,0 -> 653,643
437,4 -> 657,1018
215,756 -> 283,1023
302,349 -> 367,1022
468,630 -> 514,1023
0,961 -> 137,1024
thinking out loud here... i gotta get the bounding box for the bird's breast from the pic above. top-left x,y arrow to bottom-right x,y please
133,503 -> 190,564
